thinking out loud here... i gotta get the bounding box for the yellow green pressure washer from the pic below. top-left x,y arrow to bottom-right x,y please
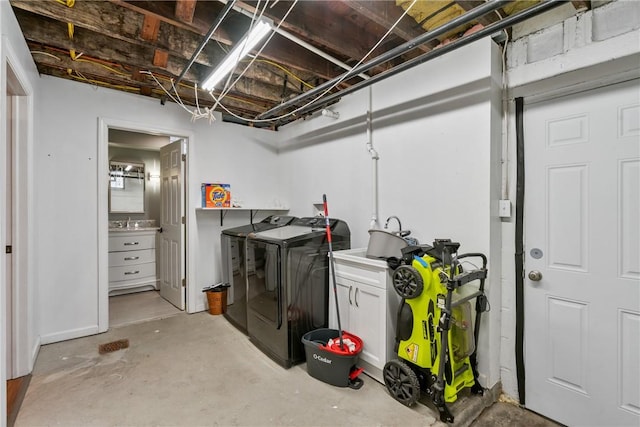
383,239 -> 488,423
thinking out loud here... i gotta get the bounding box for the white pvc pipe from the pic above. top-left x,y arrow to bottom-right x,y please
366,86 -> 379,230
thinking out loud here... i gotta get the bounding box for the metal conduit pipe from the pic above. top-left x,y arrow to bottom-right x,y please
274,0 -> 565,123
175,0 -> 236,87
258,0 -> 510,119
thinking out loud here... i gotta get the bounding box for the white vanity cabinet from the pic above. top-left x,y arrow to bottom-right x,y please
328,248 -> 401,384
108,230 -> 158,295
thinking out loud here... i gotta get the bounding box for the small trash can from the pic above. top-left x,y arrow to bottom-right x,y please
206,288 -> 227,315
302,328 -> 363,388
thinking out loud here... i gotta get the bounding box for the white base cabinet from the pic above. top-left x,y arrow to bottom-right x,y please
328,248 -> 401,383
108,230 -> 158,295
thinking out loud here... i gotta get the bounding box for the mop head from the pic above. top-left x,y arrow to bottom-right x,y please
322,332 -> 363,355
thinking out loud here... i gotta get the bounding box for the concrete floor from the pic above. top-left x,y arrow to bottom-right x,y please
15,312 -> 559,426
109,290 -> 181,328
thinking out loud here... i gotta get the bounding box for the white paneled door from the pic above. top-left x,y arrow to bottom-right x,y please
160,140 -> 185,310
524,79 -> 640,426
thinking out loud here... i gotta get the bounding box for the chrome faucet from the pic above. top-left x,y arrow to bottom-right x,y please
384,215 -> 402,231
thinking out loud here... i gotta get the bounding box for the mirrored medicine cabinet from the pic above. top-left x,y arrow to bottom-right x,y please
109,160 -> 145,213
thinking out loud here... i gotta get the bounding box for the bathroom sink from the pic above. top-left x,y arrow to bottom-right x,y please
109,226 -> 160,232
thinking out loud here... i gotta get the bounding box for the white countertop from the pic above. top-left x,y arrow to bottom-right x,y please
109,227 -> 160,233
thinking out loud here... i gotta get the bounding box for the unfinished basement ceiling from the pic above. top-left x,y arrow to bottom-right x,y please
11,0 -> 592,128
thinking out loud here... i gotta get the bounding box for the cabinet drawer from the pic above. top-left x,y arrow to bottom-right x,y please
333,265 -> 389,290
109,262 -> 156,282
109,233 -> 155,252
108,248 -> 155,267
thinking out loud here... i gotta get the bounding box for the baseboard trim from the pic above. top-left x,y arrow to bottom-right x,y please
190,302 -> 206,314
40,325 -> 100,345
30,336 -> 41,372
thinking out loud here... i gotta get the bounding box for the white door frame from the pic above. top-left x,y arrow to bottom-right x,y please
1,37 -> 36,383
97,118 -> 194,332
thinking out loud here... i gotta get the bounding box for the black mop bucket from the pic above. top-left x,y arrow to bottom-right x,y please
303,194 -> 364,389
302,328 -> 364,389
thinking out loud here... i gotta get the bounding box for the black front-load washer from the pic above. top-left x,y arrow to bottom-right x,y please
221,215 -> 296,333
245,217 -> 351,368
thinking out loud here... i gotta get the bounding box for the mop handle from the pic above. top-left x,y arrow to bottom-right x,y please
323,195 -> 332,244
323,194 -> 344,350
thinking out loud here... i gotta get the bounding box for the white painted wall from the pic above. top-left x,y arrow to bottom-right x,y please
278,38 -> 504,389
1,0 -> 40,422
36,77 -> 281,342
500,0 -> 640,400
3,1 -> 638,418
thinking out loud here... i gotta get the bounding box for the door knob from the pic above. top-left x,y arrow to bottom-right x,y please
528,270 -> 543,281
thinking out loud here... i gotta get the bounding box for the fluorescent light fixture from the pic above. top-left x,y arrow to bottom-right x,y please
201,18 -> 273,91
124,164 -> 133,172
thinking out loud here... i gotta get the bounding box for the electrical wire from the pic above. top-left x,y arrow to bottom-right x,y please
142,70 -> 266,123
137,0 -> 274,122
30,51 -> 61,61
73,57 -> 129,76
36,43 -> 254,118
248,58 -> 315,90
143,70 -> 200,116
33,47 -> 133,83
143,0 -> 417,124
36,45 -> 125,69
213,0 -> 273,111
216,38 -> 315,90
211,0 -> 419,124
68,70 -> 139,92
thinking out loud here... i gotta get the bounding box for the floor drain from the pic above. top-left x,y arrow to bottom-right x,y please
99,339 -> 129,354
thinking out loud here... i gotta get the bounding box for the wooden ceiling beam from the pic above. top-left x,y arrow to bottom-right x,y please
175,0 -> 198,24
28,41 -> 298,105
341,0 -> 433,53
11,0 -> 343,81
16,8 -> 307,100
235,0 -> 378,63
110,0 -> 226,40
14,8 -> 201,82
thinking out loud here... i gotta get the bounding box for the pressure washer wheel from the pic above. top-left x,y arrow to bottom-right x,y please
383,359 -> 421,407
392,265 -> 423,299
